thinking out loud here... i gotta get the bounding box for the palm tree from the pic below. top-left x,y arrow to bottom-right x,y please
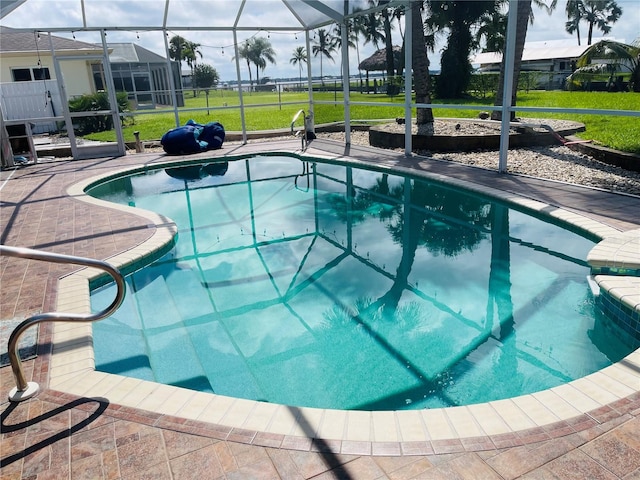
249,37 -> 276,86
184,41 -> 202,96
234,40 -> 254,91
391,4 -> 406,76
568,39 -> 640,92
565,0 -> 585,45
367,0 -> 396,79
361,11 -> 385,50
312,28 -> 337,85
168,36 -> 202,96
475,0 -> 556,53
581,0 -> 623,45
289,46 -> 307,88
427,0 -> 500,99
168,35 -> 187,66
351,11 -> 368,87
475,10 -> 508,53
183,40 -> 202,74
332,21 -> 357,79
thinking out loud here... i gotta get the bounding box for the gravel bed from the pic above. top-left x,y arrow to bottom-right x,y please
139,119 -> 640,196
318,126 -> 640,196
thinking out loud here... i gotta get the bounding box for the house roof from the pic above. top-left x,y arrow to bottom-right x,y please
107,43 -> 166,63
0,26 -> 101,54
471,38 -> 619,65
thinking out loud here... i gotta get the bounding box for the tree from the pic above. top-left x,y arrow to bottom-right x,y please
476,10 -> 508,53
248,37 -> 276,86
193,64 -> 219,91
581,0 -> 622,45
312,28 -> 337,85
368,0 -> 397,79
234,40 -> 254,91
426,0 -> 500,99
391,4 -> 406,76
193,64 -> 219,115
332,21 -> 357,79
564,0 -> 622,46
361,11 -> 385,50
289,46 -> 307,87
168,35 -> 187,65
567,39 -> 640,92
565,0 -> 585,45
183,40 -> 202,76
475,0 -> 557,53
411,1 -> 434,128
168,35 -> 202,96
351,11 -> 368,85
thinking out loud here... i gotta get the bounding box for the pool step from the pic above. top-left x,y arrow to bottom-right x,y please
133,274 -> 213,392
91,281 -> 155,381
164,266 -> 216,321
165,267 -> 265,400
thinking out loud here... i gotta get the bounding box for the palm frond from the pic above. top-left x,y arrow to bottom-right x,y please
576,40 -> 636,67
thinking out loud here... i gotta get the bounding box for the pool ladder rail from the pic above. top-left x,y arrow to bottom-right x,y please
1,245 -> 126,402
290,109 -> 315,151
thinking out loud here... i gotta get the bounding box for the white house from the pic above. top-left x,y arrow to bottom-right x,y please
1,27 -> 181,138
471,38 -> 619,90
0,26 -> 104,97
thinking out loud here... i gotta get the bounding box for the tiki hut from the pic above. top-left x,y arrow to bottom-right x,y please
358,46 -> 403,93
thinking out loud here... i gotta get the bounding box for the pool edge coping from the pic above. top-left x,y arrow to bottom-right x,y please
48,149 -> 640,450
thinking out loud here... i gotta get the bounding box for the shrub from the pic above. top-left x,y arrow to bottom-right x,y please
68,92 -> 130,135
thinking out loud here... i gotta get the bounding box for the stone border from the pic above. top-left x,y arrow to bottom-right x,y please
566,136 -> 640,173
369,119 -> 586,151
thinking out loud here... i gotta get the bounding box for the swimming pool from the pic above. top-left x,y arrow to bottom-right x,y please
88,154 -> 636,411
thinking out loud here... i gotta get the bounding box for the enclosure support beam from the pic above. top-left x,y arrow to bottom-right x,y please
101,30 -> 126,156
498,0 -> 519,173
49,33 -> 78,160
404,0 -> 413,157
341,3 -> 351,145
233,30 -> 248,144
162,29 -> 181,128
305,30 -> 314,132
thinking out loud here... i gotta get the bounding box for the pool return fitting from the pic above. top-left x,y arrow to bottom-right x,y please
1,245 -> 125,402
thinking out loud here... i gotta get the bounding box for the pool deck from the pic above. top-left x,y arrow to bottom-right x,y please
2,138 -> 639,479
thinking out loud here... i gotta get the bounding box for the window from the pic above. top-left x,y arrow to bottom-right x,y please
11,67 -> 51,82
33,67 -> 51,80
12,68 -> 32,82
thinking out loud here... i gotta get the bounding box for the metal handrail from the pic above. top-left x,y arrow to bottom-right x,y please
1,245 -> 126,402
290,109 -> 308,151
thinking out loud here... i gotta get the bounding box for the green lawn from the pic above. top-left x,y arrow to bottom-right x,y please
86,89 -> 640,154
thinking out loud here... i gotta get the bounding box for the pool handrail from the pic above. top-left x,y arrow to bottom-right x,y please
290,109 -> 308,151
1,245 -> 126,402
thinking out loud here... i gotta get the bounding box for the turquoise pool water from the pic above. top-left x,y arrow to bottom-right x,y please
89,155 -> 635,410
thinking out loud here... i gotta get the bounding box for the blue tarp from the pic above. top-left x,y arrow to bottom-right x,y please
161,120 -> 225,155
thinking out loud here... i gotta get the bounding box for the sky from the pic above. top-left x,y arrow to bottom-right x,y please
2,0 -> 639,82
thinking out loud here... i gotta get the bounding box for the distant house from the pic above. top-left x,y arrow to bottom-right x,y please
99,43 -> 183,109
0,27 -> 183,134
0,26 -> 104,133
471,38 -> 618,90
0,26 -> 103,96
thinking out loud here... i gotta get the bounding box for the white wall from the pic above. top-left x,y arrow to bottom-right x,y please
0,52 -> 97,97
0,79 -> 61,133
